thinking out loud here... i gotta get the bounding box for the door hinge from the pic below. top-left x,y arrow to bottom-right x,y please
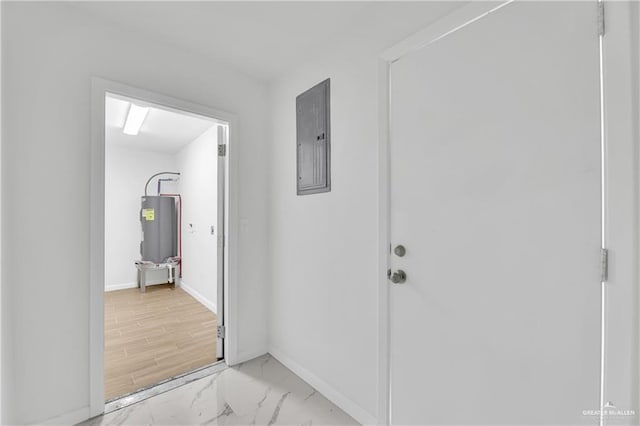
601,248 -> 609,282
217,325 -> 226,339
597,1 -> 605,36
218,144 -> 227,157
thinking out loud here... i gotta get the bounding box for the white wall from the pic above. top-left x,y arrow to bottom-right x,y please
266,3 -> 465,424
1,3 -> 269,424
268,48 -> 380,426
104,144 -> 178,290
176,127 -> 218,312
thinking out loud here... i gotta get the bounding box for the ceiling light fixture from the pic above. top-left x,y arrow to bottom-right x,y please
123,104 -> 149,136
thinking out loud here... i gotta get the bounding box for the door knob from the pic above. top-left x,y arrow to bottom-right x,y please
394,245 -> 406,257
389,270 -> 407,284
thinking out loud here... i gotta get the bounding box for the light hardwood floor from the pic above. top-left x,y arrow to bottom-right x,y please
105,284 -> 217,401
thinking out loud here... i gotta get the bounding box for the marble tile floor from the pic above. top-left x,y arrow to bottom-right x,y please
80,354 -> 359,426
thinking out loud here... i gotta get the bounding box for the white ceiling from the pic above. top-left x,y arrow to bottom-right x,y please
105,94 -> 216,154
69,2 -> 464,81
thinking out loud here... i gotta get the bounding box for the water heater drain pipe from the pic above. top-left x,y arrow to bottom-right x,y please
161,193 -> 182,278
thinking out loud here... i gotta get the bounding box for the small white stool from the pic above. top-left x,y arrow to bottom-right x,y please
134,258 -> 181,293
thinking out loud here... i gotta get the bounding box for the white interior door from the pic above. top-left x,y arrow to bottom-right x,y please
389,2 -> 602,424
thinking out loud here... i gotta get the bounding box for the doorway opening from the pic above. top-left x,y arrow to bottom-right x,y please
102,91 -> 228,403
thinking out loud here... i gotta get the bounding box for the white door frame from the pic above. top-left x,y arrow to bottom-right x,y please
89,78 -> 239,417
376,1 -> 638,424
597,2 -> 639,421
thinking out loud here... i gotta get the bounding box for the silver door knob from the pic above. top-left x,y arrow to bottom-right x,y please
394,245 -> 406,257
389,270 -> 407,284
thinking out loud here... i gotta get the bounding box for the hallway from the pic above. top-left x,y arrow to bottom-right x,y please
2,2 -> 639,425
83,355 -> 357,425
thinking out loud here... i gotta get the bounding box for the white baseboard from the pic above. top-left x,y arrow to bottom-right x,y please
179,280 -> 216,313
104,281 -> 137,292
268,347 -> 378,426
35,406 -> 90,425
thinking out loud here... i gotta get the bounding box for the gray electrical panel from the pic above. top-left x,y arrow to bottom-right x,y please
296,78 -> 331,195
140,196 -> 177,263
